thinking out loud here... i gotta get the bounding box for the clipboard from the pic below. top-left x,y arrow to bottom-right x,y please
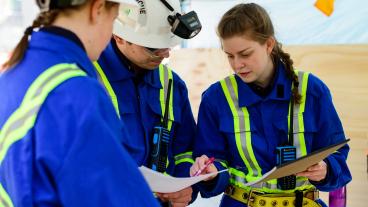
244,139 -> 350,186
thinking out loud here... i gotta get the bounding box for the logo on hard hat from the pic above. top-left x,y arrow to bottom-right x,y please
135,0 -> 146,14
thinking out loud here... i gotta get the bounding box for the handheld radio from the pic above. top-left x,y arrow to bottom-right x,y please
149,79 -> 173,173
276,95 -> 297,190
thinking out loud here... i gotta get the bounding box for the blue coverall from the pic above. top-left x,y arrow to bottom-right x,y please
0,27 -> 159,207
193,61 -> 352,206
97,40 -> 196,178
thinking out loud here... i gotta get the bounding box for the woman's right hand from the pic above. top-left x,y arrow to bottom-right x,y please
190,155 -> 218,181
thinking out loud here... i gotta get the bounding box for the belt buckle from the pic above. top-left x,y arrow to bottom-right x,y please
247,188 -> 264,207
304,189 -> 319,200
226,185 -> 235,195
312,190 -> 319,200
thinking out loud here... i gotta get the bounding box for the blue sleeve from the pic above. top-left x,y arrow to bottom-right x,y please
170,79 -> 199,203
309,79 -> 351,191
172,81 -> 196,177
35,77 -> 159,207
193,89 -> 230,198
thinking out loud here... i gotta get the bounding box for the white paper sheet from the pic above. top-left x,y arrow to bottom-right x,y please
139,166 -> 228,193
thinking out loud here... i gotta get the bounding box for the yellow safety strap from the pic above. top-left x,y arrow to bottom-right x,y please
0,63 -> 86,206
93,61 -> 120,118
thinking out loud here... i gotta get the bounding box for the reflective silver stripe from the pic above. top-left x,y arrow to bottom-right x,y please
215,158 -> 229,167
0,105 -> 39,152
224,77 -> 259,177
0,67 -> 81,153
174,153 -> 193,161
32,67 -> 78,99
230,171 -> 311,190
293,71 -> 306,158
0,65 -> 85,207
223,71 -> 311,192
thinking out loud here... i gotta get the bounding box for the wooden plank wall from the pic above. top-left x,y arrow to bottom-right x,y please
169,45 -> 368,206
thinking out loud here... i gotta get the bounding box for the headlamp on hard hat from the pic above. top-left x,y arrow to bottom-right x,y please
160,0 -> 202,39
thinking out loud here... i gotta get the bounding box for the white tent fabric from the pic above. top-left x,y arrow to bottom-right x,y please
0,0 -> 367,51
183,0 -> 368,48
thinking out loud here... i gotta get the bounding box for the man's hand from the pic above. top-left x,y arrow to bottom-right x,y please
156,187 -> 193,207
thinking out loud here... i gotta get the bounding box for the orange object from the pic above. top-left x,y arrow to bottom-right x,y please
314,0 -> 335,16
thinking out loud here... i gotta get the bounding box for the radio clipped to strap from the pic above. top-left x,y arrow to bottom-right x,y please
276,92 -> 297,190
148,79 -> 173,173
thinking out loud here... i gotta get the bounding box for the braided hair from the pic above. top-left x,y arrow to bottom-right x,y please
2,10 -> 60,70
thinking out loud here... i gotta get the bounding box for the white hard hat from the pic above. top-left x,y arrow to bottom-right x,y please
113,0 -> 182,49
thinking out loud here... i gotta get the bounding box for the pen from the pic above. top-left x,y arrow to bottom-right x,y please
193,157 -> 215,176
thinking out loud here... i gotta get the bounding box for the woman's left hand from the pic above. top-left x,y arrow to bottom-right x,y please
296,160 -> 327,182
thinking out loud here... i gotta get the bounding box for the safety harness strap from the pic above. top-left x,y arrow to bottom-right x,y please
159,64 -> 174,131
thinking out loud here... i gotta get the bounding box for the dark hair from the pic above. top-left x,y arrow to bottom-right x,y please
2,1 -> 118,71
217,3 -> 301,103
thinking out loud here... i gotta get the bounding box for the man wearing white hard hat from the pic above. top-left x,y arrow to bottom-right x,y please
94,0 -> 202,206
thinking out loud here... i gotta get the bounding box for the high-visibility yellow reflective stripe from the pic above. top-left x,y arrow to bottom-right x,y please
220,78 -> 252,175
0,68 -> 86,163
221,71 -> 312,192
174,151 -> 194,165
230,75 -> 262,177
288,71 -> 309,158
22,63 -> 80,103
0,64 -> 85,206
0,64 -> 80,146
0,184 -> 14,207
229,168 -> 314,193
0,66 -> 83,147
298,71 -> 309,156
221,75 -> 262,177
215,159 -> 229,168
159,64 -> 174,131
93,61 -> 120,118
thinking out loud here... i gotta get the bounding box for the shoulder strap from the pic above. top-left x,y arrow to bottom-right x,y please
158,64 -> 174,130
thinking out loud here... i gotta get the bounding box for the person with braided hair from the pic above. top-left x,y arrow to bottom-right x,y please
0,0 -> 160,206
189,3 -> 351,207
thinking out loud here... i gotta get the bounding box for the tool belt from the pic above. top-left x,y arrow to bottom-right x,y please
224,185 -> 321,207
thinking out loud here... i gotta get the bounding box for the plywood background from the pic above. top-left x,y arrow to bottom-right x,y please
169,45 -> 368,206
